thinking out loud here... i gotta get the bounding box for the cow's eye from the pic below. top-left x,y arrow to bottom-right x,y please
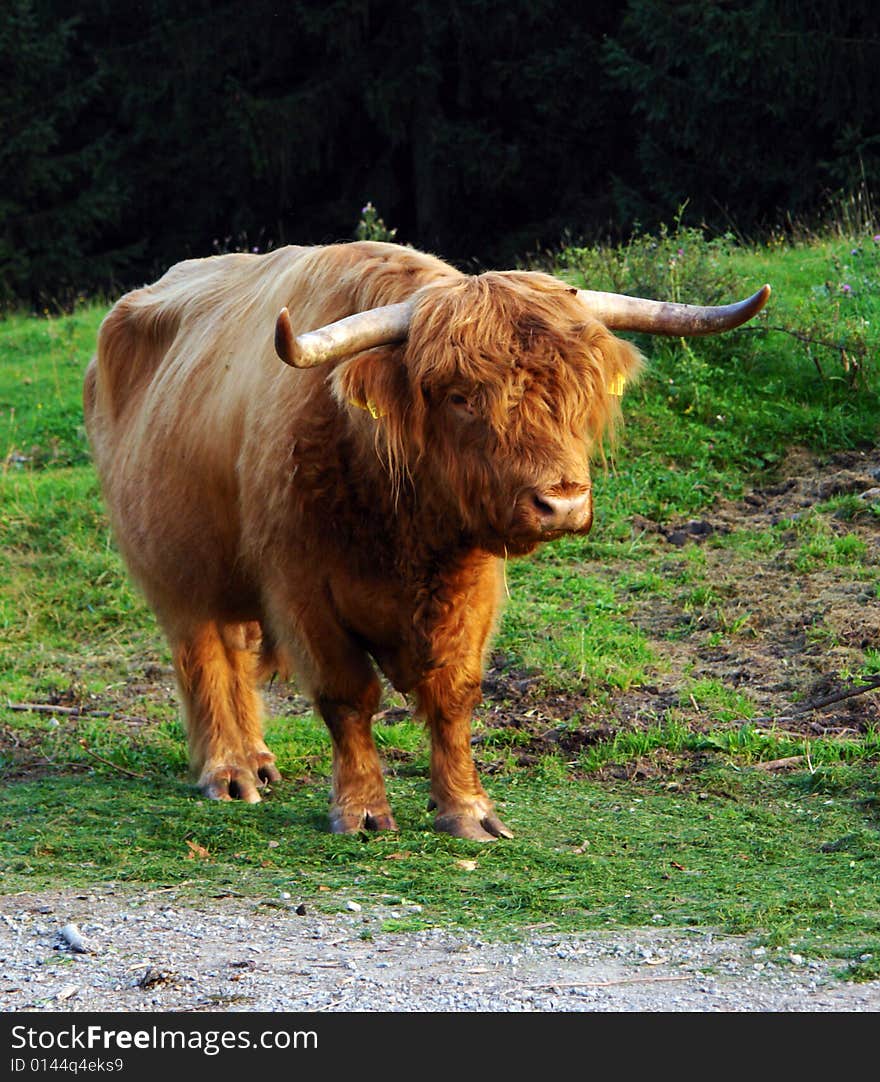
448,392 -> 471,411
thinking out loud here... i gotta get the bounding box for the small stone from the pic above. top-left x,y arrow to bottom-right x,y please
345,901 -> 362,913
137,967 -> 172,990
59,923 -> 92,954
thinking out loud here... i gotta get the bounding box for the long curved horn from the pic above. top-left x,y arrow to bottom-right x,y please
576,284 -> 771,336
275,301 -> 413,368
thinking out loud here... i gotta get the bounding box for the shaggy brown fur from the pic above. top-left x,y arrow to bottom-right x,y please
84,241 -> 642,839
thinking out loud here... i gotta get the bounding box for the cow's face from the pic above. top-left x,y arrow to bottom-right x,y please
334,272 -> 642,555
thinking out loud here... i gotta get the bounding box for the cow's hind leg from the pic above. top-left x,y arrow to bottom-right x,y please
172,620 -> 280,802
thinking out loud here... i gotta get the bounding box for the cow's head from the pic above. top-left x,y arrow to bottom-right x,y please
275,272 -> 769,556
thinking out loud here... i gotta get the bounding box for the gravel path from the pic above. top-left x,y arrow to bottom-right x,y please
2,887 -> 878,1013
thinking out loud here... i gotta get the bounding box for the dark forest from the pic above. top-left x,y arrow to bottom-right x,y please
3,0 -> 879,303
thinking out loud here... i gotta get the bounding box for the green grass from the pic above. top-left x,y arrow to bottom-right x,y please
0,305 -> 104,468
2,228 -> 879,966
1,765 -> 877,963
792,519 -> 869,572
556,229 -> 880,519
497,556 -> 656,690
0,465 -> 157,703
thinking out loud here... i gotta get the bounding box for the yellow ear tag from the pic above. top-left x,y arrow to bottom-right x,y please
607,373 -> 627,396
350,397 -> 386,419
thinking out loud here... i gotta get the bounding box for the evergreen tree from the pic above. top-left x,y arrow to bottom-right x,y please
4,1 -> 880,302
0,0 -> 123,305
604,0 -> 880,231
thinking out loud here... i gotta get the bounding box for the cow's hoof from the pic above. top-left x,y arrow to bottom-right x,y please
199,767 -> 264,803
329,807 -> 399,834
434,812 -> 514,842
255,758 -> 282,786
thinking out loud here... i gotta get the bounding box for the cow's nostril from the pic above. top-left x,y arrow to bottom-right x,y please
529,489 -> 592,531
531,493 -> 556,519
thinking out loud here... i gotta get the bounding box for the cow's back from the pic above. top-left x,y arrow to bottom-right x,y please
86,241 -> 457,456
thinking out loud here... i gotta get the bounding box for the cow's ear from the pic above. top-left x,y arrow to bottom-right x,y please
597,332 -> 643,398
583,326 -> 644,446
332,348 -> 416,486
331,347 -> 409,422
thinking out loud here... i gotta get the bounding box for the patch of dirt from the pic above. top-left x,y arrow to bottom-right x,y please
477,445 -> 880,760
1,675 -> 180,781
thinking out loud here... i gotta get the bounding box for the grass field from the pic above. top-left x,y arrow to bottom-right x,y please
2,228 -> 879,980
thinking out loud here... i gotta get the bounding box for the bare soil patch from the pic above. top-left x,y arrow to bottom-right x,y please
479,446 -> 880,761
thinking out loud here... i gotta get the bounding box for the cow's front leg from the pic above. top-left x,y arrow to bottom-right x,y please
417,667 -> 513,842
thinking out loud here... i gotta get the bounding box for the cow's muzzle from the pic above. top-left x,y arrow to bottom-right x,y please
522,486 -> 593,535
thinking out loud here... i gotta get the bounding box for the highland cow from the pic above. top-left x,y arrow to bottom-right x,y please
84,241 -> 768,839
